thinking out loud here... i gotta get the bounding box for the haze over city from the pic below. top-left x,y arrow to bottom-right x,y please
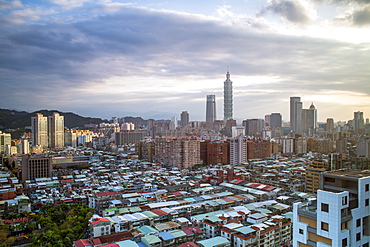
1,0 -> 369,121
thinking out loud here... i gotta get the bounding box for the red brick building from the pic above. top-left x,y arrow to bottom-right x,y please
200,140 -> 229,165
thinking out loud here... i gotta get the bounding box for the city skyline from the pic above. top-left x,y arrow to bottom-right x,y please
1,0 -> 369,122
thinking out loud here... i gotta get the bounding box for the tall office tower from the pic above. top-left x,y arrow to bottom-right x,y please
293,170 -> 370,247
0,131 -> 11,154
302,103 -> 317,136
290,97 -> 302,134
223,70 -> 233,121
230,136 -> 247,166
270,113 -> 282,129
326,118 -> 334,131
31,113 -> 48,148
206,95 -> 216,124
354,111 -> 364,130
180,111 -> 189,127
48,112 -> 64,148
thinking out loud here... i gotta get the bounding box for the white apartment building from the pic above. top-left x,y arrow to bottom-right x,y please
293,170 -> 370,247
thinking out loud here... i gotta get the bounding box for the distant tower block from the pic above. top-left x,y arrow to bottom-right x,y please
206,95 -> 216,124
223,70 -> 233,121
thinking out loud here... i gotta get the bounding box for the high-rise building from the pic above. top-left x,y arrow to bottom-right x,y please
293,170 -> 370,247
48,112 -> 64,148
31,113 -> 48,148
354,111 -> 364,130
64,130 -> 77,147
302,103 -> 317,136
180,111 -> 189,127
0,131 -> 11,154
154,136 -> 200,169
230,136 -> 247,166
270,113 -> 282,129
247,139 -> 272,159
243,119 -> 264,137
147,119 -> 156,138
224,119 -> 236,137
357,137 -> 370,158
200,140 -> 229,165
206,95 -> 216,124
264,114 -> 271,128
21,139 -> 30,154
326,118 -> 334,131
223,71 -> 233,121
169,116 -> 178,130
290,97 -> 302,134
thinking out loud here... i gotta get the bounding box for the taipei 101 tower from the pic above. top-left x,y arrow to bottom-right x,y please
223,70 -> 233,120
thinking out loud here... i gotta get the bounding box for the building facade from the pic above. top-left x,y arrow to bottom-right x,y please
230,136 -> 247,166
270,113 -> 282,129
290,97 -> 302,134
293,170 -> 370,247
0,131 -> 11,154
154,136 -> 200,169
31,113 -> 48,148
48,112 -> 64,148
302,103 -> 317,137
180,111 -> 190,127
21,154 -> 53,181
200,140 -> 229,165
206,95 -> 216,124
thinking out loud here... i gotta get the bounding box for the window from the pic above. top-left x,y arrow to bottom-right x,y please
342,196 -> 348,205
366,184 -> 369,192
363,243 -> 369,247
321,222 -> 329,231
366,199 -> 369,207
299,229 -> 304,234
341,221 -> 349,230
321,203 -> 329,212
342,238 -> 348,247
358,219 -> 362,227
357,232 -> 362,241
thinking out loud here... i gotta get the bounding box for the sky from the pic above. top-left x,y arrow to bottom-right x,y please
0,0 -> 369,123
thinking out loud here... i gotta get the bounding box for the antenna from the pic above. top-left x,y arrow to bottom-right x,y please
227,66 -> 229,72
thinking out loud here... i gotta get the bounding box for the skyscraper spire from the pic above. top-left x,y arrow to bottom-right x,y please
224,69 -> 233,121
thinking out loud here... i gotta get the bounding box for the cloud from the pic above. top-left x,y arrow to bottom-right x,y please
258,0 -> 317,24
0,4 -> 369,121
46,0 -> 92,9
317,0 -> 370,5
0,0 -> 22,11
352,5 -> 370,25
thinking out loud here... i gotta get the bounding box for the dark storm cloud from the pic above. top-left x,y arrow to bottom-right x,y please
352,6 -> 370,25
258,0 -> 313,24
